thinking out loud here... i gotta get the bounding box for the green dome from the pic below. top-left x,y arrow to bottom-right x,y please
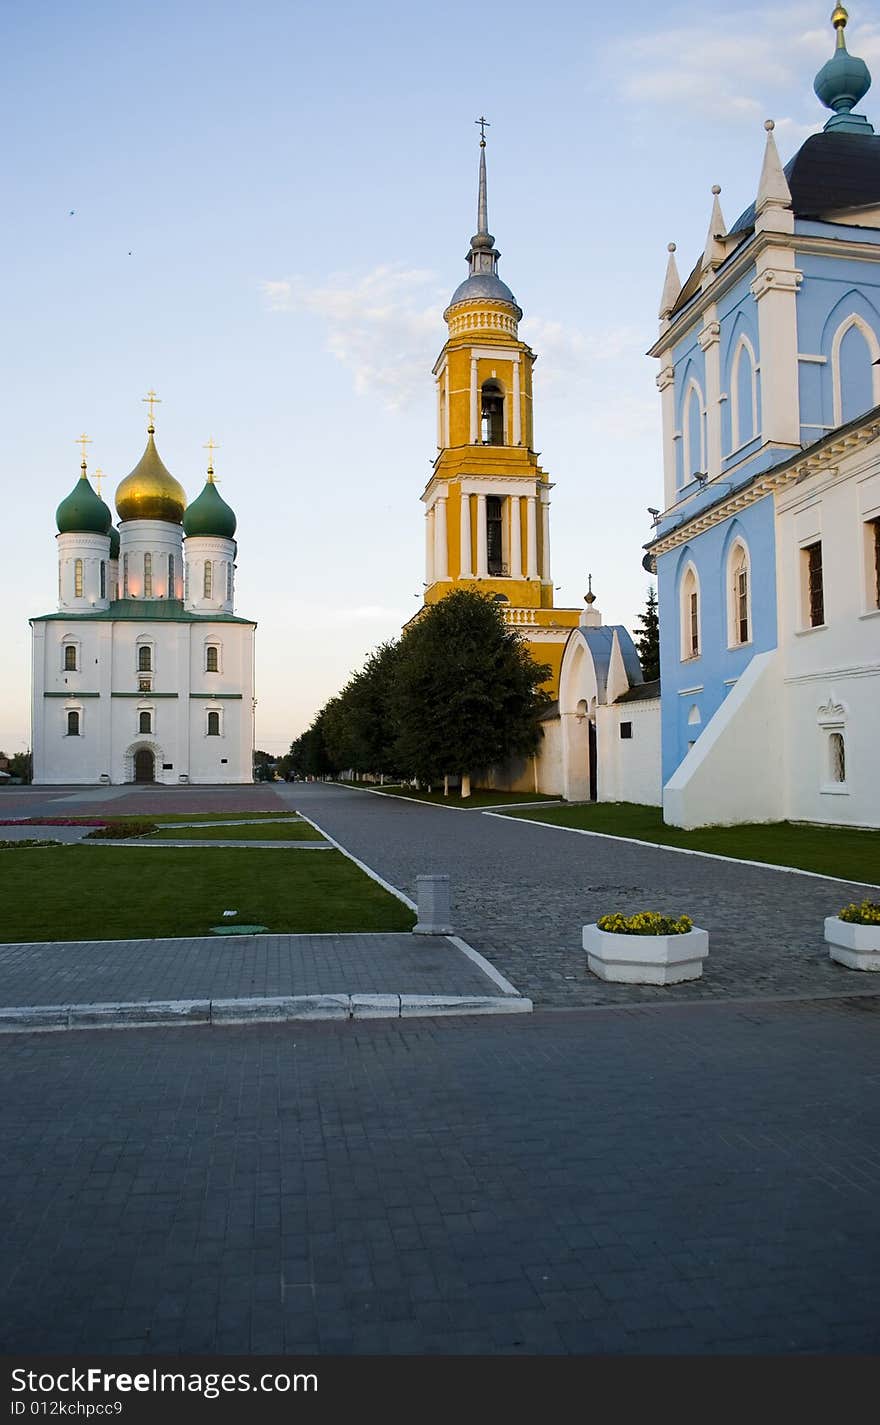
109,525 -> 121,559
56,469 -> 113,536
183,475 -> 237,539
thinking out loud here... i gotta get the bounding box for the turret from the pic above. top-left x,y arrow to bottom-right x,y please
55,439 -> 112,611
183,446 -> 237,614
115,395 -> 186,600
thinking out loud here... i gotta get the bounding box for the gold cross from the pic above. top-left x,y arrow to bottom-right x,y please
75,432 -> 92,466
142,389 -> 162,425
475,115 -> 490,145
203,437 -> 221,479
93,466 -> 104,497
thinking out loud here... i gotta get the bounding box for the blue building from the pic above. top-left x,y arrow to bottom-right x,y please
646,5 -> 880,828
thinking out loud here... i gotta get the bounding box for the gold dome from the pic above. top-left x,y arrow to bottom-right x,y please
115,427 -> 187,524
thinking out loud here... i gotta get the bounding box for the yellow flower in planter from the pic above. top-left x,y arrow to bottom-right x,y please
838,900 -> 880,925
597,911 -> 693,937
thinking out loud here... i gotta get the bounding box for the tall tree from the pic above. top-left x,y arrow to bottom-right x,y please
392,589 -> 551,794
635,585 -> 660,682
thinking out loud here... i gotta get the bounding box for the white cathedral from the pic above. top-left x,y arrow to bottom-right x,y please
30,407 -> 256,785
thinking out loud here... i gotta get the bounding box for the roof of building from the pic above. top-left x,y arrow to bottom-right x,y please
575,624 -> 644,704
115,427 -> 187,525
615,678 -> 661,704
31,598 -> 255,626
55,467 -> 113,536
183,472 -> 237,539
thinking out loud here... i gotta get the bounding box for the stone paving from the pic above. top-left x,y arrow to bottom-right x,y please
0,934 -> 503,1008
279,783 -> 880,1009
2,999 -> 879,1355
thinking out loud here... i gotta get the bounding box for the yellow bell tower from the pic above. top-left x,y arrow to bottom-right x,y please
419,123 -> 581,693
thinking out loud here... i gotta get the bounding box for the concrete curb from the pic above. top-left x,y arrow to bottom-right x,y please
0,991 -> 533,1034
78,840 -> 332,849
326,782 -> 564,814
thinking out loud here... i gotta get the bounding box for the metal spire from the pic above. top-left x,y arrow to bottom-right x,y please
475,116 -> 490,235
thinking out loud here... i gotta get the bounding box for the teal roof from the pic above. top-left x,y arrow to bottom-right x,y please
31,598 -> 255,626
814,10 -> 874,135
183,477 -> 237,539
56,471 -> 113,535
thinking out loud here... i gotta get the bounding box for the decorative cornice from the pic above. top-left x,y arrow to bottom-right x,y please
656,363 -> 675,392
750,266 -> 803,301
698,320 -> 721,352
817,696 -> 847,721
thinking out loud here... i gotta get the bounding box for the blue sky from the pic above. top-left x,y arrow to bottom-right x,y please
2,0 -> 876,754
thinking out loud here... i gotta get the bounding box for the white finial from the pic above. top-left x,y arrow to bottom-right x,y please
712,184 -> 721,195
659,241 -> 682,321
702,185 -> 728,279
756,116 -> 793,228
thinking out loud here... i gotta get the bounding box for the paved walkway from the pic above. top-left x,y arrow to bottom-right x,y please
279,783 -> 880,1009
2,999 -> 878,1355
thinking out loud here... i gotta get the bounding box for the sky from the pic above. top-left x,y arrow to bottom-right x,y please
2,0 -> 877,755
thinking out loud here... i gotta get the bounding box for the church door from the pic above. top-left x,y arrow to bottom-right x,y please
134,749 -> 155,783
588,721 -> 597,802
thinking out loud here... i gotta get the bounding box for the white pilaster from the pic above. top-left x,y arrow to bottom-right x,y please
434,496 -> 449,581
656,356 -> 677,508
435,378 -> 442,449
512,356 -> 521,444
699,306 -> 722,479
751,248 -> 802,447
540,495 -> 551,582
444,379 -> 450,448
469,355 -> 479,443
425,507 -> 435,584
476,494 -> 488,577
509,495 -> 522,578
459,492 -> 473,577
526,497 -> 538,579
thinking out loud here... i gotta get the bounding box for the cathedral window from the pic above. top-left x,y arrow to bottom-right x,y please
206,645 -> 219,673
802,542 -> 825,627
226,561 -> 233,603
832,315 -> 879,426
207,710 -> 221,736
74,559 -> 83,598
486,496 -> 506,575
168,554 -> 175,598
731,337 -> 758,449
680,565 -> 700,660
828,731 -> 846,784
123,553 -> 129,598
683,381 -> 705,482
144,551 -> 152,598
139,710 -> 152,734
100,561 -> 106,600
204,561 -> 213,599
66,709 -> 80,736
63,645 -> 77,672
727,540 -> 751,646
137,645 -> 152,673
480,382 -> 504,445
865,517 -> 880,609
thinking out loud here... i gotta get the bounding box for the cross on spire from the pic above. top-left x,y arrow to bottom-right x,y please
142,389 -> 162,428
475,115 -> 490,146
75,432 -> 92,470
93,467 -> 104,498
203,437 -> 220,480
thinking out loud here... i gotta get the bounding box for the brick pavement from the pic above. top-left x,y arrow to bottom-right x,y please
277,783 -> 880,1009
1,999 -> 879,1354
0,934 -> 503,1007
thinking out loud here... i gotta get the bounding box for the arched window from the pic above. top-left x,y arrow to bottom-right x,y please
74,559 -> 83,598
168,553 -> 175,598
184,563 -> 189,602
207,710 -> 220,736
100,560 -> 106,600
480,382 -> 504,445
139,710 -> 152,734
683,382 -> 705,482
206,645 -> 219,673
225,561 -> 233,603
832,314 -> 880,425
137,645 -> 152,672
680,565 -> 701,660
204,561 -> 212,599
63,645 -> 77,672
67,709 -> 80,736
123,553 -> 129,598
731,337 -> 758,448
486,496 -> 505,575
829,731 -> 846,784
143,551 -> 152,598
727,540 -> 751,646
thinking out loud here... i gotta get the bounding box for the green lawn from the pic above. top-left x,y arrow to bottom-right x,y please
0,846 -> 414,941
363,786 -> 563,809
38,812 -> 294,826
501,802 -> 880,885
146,822 -> 324,842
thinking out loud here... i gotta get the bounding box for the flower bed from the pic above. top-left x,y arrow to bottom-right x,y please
584,909 -> 708,986
597,911 -> 693,936
825,900 -> 880,971
84,821 -> 157,840
0,839 -> 64,850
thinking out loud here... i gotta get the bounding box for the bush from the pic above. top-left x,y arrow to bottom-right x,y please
0,839 -> 64,849
85,821 -> 157,839
597,911 -> 694,936
838,900 -> 880,926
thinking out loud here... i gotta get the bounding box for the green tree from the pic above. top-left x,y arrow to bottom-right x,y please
392,589 -> 551,795
7,751 -> 31,783
289,707 -> 336,779
635,585 -> 660,682
253,749 -> 275,782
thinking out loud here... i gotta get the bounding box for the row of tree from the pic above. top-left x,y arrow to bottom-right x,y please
288,585 -> 660,791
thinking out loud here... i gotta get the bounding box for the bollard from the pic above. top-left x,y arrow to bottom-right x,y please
413,874 -> 453,935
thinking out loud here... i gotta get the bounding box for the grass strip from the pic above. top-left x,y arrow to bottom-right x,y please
146,822 -> 324,842
0,846 -> 414,940
354,785 -> 562,809
501,801 -> 880,885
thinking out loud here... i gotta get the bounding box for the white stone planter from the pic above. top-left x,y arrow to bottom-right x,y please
583,923 -> 709,985
825,916 -> 880,972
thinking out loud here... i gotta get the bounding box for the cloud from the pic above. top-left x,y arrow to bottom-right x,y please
262,266 -> 445,407
611,3 -> 880,128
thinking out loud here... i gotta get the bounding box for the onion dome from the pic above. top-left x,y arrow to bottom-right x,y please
444,129 -> 522,321
814,5 -> 874,134
56,462 -> 113,535
115,424 -> 187,524
183,463 -> 237,539
108,525 -> 120,559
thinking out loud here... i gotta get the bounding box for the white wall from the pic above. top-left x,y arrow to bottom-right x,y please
598,700 -> 662,806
